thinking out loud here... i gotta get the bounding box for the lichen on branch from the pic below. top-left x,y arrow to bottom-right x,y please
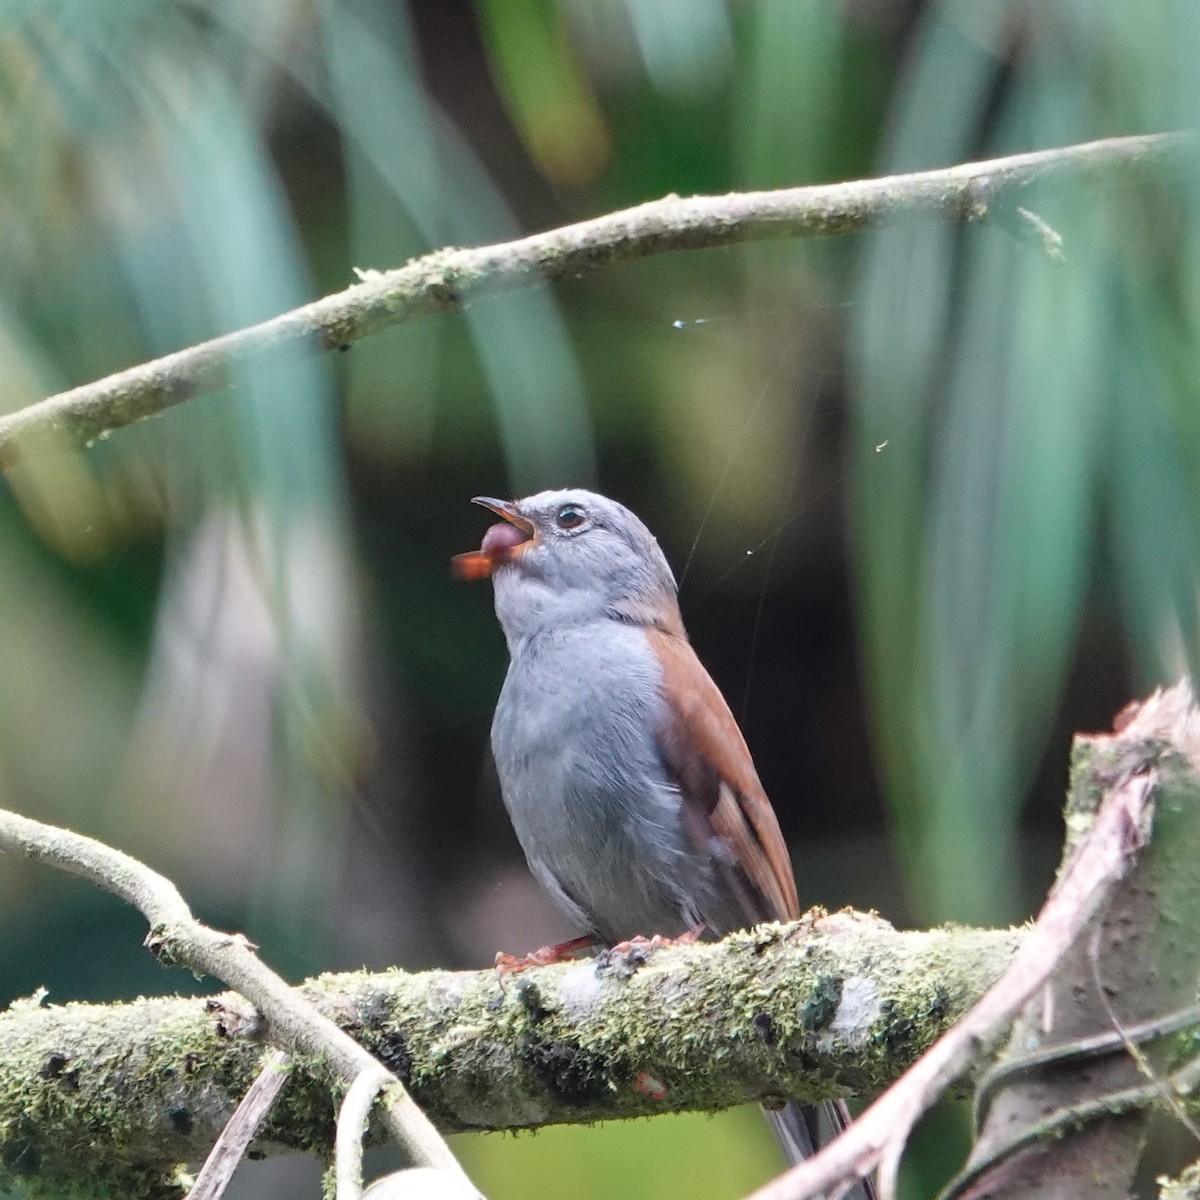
0,131 -> 1186,470
0,916 -> 1021,1198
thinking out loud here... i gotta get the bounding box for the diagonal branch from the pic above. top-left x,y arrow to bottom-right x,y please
0,808 -> 476,1194
940,686 -> 1200,1200
744,733 -> 1160,1200
0,131 -> 1186,470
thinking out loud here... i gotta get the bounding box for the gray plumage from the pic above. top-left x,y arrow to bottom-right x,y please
474,487 -> 874,1198
488,488 -> 677,652
487,489 -> 740,942
493,616 -> 747,942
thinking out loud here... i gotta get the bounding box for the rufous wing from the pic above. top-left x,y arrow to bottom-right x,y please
647,629 -> 800,923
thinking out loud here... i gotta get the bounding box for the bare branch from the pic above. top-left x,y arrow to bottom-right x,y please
0,131 -> 1186,470
946,685 -> 1200,1200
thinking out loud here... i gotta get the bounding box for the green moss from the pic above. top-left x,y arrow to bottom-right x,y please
0,924 -> 1027,1191
800,974 -> 844,1032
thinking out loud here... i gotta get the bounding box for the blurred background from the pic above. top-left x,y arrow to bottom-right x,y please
0,0 -> 1197,1196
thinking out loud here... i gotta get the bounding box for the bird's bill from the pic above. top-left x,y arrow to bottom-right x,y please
451,497 -> 536,581
469,497 -> 535,535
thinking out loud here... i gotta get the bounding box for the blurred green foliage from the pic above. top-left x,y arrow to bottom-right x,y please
0,0 -> 1197,1196
853,1 -> 1200,926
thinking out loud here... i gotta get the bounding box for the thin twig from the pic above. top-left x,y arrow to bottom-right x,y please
938,1051 -> 1200,1200
971,1001 -> 1200,1130
0,808 -> 477,1193
187,1048 -> 290,1200
1014,205 -> 1066,261
945,1003 -> 1200,1200
1087,928 -> 1200,1144
743,768 -> 1156,1200
0,132 -> 1186,469
336,1065 -> 395,1200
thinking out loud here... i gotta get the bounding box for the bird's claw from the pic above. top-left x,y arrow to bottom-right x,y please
597,924 -> 705,976
494,935 -> 597,979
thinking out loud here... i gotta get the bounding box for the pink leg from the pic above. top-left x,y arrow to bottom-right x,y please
609,923 -> 705,955
494,934 -> 598,977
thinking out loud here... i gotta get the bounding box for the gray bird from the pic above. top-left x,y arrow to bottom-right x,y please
455,488 -> 873,1196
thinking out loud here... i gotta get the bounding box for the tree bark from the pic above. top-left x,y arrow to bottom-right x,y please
0,918 -> 1019,1198
949,687 -> 1200,1200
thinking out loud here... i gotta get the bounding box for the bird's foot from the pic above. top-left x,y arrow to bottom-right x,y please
597,924 -> 706,976
494,935 -> 597,978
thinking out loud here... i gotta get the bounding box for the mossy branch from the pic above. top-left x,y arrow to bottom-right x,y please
0,915 -> 1021,1198
0,808 -> 473,1196
0,131 -> 1186,469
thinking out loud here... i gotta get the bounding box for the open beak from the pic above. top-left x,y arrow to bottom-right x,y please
451,497 -> 536,581
469,496 -> 536,535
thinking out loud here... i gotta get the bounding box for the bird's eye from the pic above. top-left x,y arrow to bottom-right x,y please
555,504 -> 587,530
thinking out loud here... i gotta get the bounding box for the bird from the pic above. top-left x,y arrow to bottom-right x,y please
453,487 -> 871,1191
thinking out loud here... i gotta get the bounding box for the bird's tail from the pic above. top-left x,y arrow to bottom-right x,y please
760,1099 -> 876,1200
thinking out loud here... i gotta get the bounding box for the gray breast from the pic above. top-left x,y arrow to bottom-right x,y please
490,620 -> 722,943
